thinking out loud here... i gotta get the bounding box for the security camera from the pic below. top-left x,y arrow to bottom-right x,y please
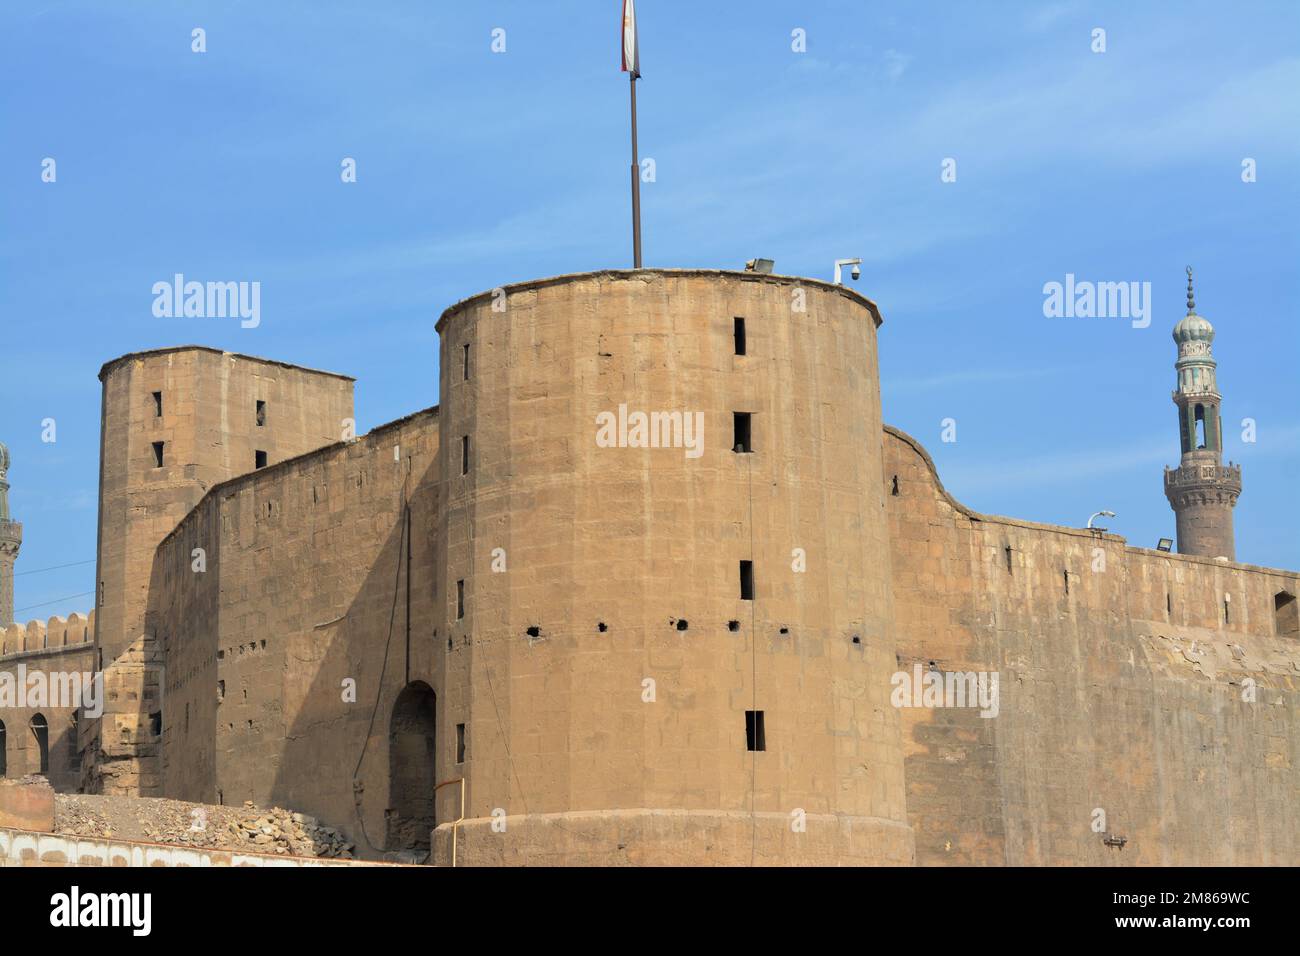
833,257 -> 862,285
850,264 -> 861,281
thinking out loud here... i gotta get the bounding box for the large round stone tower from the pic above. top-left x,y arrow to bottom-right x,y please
1163,267 -> 1241,560
433,269 -> 913,865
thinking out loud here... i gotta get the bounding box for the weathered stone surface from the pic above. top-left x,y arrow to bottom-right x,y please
885,425 -> 1298,865
0,777 -> 55,831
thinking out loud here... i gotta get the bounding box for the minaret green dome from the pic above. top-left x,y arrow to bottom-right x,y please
0,439 -> 9,477
1173,265 -> 1215,344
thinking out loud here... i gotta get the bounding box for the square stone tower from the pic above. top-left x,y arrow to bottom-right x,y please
88,347 -> 354,793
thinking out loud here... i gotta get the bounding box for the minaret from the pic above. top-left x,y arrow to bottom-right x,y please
0,440 -> 21,625
1164,267 -> 1241,560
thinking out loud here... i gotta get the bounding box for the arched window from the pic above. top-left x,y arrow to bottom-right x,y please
0,720 -> 6,777
1194,404 -> 1207,449
30,714 -> 49,775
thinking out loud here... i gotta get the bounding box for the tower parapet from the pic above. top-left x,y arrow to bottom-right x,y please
1164,267 -> 1241,559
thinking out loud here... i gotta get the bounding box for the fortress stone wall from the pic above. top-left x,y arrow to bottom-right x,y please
2,268 -> 1296,865
149,407 -> 441,853
885,427 -> 1298,865
0,613 -> 95,791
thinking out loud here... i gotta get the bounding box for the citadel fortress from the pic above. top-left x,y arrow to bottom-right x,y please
0,267 -> 1296,866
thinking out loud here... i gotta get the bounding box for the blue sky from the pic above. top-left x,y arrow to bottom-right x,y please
2,1 -> 1297,621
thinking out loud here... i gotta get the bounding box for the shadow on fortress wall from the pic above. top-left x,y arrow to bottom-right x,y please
260,433 -> 442,859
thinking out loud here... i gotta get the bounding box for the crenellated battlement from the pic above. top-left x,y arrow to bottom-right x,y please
0,611 -> 95,659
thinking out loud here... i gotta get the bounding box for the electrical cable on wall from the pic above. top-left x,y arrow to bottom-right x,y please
350,477 -> 410,854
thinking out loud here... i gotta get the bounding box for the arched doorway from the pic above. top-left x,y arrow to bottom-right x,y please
387,681 -> 436,851
30,714 -> 49,774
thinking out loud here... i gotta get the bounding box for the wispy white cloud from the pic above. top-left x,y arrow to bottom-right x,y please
882,49 -> 912,83
883,365 -> 1071,393
936,433 -> 1176,495
1024,1 -> 1077,34
941,420 -> 1300,497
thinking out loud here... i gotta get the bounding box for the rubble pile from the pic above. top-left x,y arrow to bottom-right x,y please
54,793 -> 355,859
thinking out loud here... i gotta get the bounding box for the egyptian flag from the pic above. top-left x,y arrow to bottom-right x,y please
621,0 -> 640,77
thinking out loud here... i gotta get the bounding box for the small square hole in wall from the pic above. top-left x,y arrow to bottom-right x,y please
733,412 -> 752,453
456,723 -> 466,763
745,710 -> 766,752
152,391 -> 162,418
152,441 -> 165,468
256,400 -> 266,426
255,450 -> 268,469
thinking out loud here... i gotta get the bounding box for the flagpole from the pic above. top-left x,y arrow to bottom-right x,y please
629,73 -> 642,269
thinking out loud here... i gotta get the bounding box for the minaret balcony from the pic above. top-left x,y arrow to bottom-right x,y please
1164,462 -> 1242,491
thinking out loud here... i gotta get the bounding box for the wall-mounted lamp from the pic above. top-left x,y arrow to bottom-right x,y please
1087,510 -> 1116,531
